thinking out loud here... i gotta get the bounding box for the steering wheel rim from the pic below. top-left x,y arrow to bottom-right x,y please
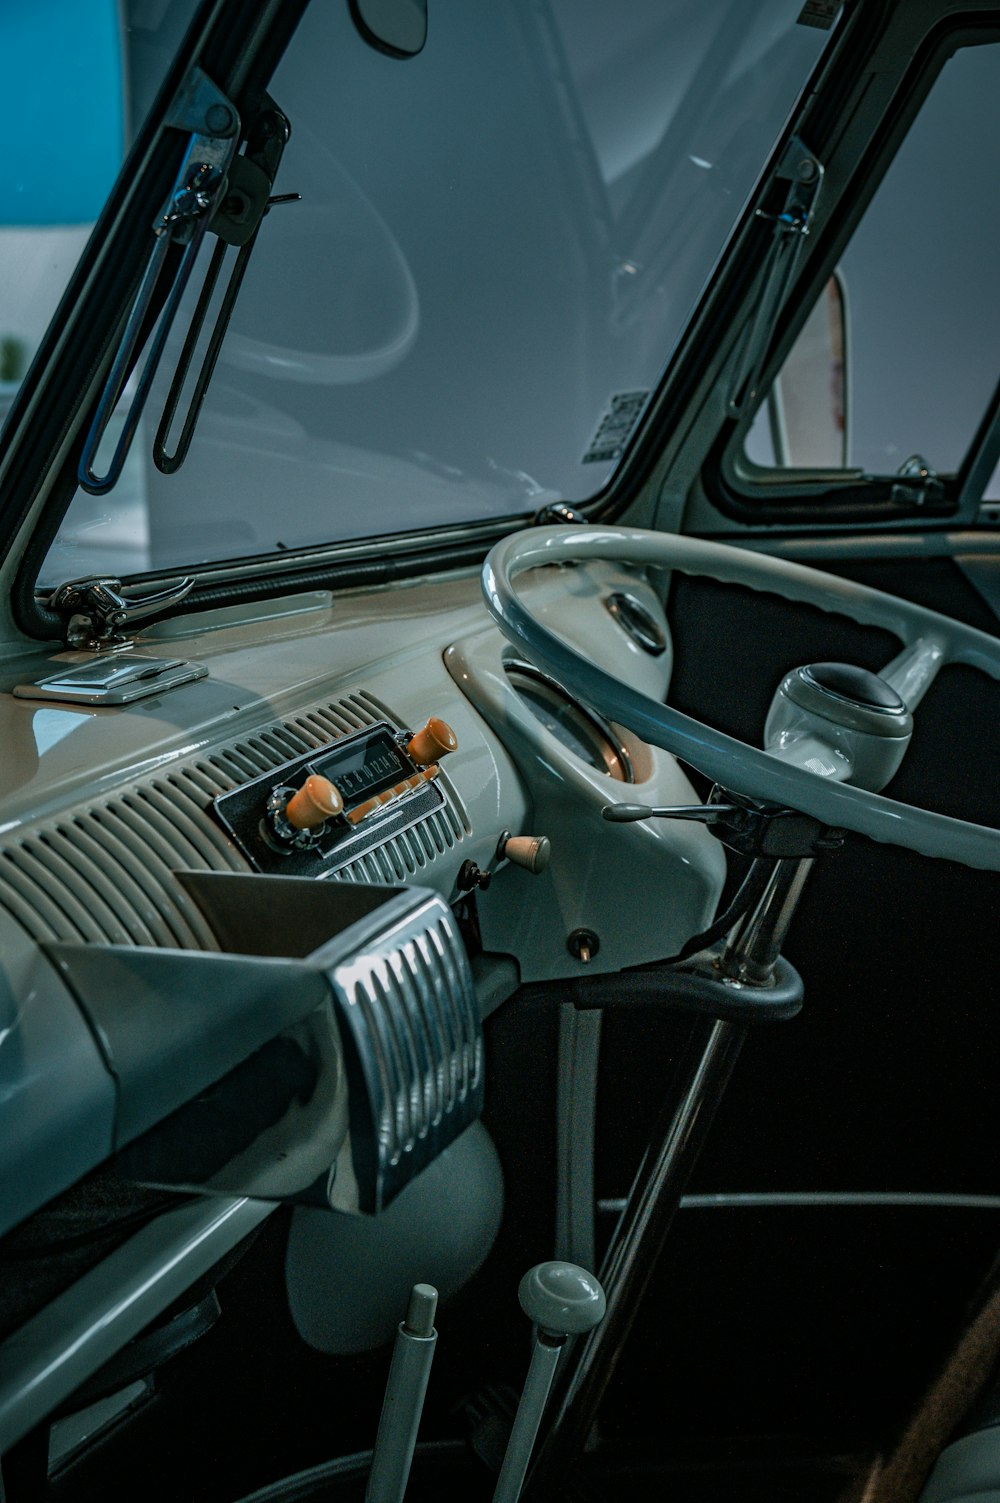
483,525 -> 1000,872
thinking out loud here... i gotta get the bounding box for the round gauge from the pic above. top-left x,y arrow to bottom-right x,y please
504,659 -> 634,782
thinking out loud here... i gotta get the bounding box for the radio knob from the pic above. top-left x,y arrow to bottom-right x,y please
406,717 -> 457,766
284,774 -> 344,831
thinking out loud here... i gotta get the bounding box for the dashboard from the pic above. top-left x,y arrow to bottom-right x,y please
0,555 -> 725,1449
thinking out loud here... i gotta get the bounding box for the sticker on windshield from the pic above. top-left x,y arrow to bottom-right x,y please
796,1 -> 840,28
582,391 -> 650,464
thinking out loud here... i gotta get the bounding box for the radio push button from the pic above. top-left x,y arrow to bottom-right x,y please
406,716 -> 457,766
346,764 -> 440,825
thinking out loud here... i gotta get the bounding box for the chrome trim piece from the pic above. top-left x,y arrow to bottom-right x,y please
0,1197 -> 273,1452
604,591 -> 667,657
328,890 -> 483,1213
504,658 -> 635,784
597,1192 -> 1000,1213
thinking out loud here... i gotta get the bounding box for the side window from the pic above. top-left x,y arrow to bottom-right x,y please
743,41 -> 1000,490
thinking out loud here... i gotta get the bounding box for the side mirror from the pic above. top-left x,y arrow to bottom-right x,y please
349,0 -> 428,58
765,272 -> 849,468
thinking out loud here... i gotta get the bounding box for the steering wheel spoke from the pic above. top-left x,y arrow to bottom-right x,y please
880,634 -> 948,711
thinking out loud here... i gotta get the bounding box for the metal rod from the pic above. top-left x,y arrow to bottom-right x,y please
554,1003 -> 601,1271
720,857 -> 812,985
365,1284 -> 438,1503
525,1015 -> 747,1497
493,1336 -> 564,1503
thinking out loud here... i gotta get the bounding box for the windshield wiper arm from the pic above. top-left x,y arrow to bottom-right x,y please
78,69 -> 241,496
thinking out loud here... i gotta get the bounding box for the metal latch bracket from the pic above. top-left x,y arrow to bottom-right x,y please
48,575 -> 195,650
727,135 -> 825,417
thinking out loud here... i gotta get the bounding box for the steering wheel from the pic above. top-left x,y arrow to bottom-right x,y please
483,525 -> 1000,872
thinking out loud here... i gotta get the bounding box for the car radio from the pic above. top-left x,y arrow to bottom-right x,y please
212,717 -> 456,878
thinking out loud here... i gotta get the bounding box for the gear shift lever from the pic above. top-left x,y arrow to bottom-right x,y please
493,1262 -> 606,1503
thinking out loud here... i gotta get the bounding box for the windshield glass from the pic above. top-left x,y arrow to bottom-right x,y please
39,0 -> 831,585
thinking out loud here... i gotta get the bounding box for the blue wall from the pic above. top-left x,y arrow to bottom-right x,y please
1,0 -> 124,224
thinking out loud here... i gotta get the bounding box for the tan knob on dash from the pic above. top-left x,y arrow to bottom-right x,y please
406,717 -> 457,766
497,831 -> 552,875
503,834 -> 551,875
284,774 -> 344,831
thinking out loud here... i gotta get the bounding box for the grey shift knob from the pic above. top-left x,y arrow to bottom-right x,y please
518,1261 -> 606,1336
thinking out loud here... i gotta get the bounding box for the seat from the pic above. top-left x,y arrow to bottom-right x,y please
919,1424 -> 1000,1502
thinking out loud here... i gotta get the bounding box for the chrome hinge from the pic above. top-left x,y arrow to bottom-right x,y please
48,576 -> 194,651
534,502 -> 588,525
727,136 -> 825,417
890,454 -> 945,508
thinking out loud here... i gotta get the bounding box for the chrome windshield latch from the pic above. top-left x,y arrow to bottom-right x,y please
891,454 -> 945,507
49,576 -> 194,650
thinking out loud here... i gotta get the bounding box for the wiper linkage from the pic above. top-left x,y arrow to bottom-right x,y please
78,70 -> 297,494
79,69 -> 241,495
153,97 -> 296,475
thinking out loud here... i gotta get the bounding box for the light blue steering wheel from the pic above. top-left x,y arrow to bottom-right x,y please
483,525 -> 1000,872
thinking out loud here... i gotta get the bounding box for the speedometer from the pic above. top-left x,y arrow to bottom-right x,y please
504,659 -> 634,782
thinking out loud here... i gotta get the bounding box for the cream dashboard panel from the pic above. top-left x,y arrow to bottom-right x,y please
0,560 -> 724,973
0,556 -> 728,1452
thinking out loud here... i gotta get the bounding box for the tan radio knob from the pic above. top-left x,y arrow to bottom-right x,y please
284,774 -> 344,831
406,716 -> 457,766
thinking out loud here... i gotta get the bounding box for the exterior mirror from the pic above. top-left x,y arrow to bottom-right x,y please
765,272 -> 849,468
349,0 -> 428,58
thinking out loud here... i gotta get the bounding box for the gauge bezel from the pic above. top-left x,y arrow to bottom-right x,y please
504,658 -> 635,783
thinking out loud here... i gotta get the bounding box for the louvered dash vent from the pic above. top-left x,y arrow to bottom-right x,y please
329,897 -> 484,1212
0,691 -> 469,949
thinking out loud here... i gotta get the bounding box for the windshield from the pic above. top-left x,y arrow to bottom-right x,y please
36,0 -> 831,586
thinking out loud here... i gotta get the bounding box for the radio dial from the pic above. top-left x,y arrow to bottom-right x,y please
284,774 -> 344,831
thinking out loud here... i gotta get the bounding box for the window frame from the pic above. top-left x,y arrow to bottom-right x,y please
706,19 -> 1000,529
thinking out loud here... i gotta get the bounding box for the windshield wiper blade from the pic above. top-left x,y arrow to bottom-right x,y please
78,69 -> 240,496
